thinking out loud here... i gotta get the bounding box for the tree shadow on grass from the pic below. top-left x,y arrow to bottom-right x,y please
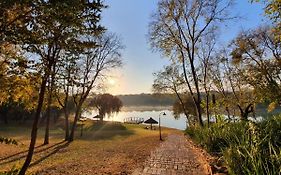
79,122 -> 135,141
29,142 -> 70,167
0,140 -> 66,166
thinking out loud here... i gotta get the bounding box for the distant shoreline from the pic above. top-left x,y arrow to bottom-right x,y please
121,105 -> 173,112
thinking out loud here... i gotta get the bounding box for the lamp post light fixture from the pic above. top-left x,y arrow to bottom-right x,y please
159,112 -> 166,141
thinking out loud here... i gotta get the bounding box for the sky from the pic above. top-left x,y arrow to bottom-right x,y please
101,0 -> 266,95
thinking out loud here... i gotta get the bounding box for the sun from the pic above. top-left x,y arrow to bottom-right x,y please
108,78 -> 116,86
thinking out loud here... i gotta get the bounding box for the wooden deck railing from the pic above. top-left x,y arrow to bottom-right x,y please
123,117 -> 144,124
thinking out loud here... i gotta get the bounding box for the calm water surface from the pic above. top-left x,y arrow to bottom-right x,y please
84,108 -> 265,130
85,110 -> 188,130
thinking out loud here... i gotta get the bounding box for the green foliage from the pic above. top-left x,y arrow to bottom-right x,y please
173,95 -> 196,118
252,1 -> 280,24
186,121 -> 247,153
0,165 -> 30,175
152,65 -> 185,94
186,116 -> 281,174
0,136 -> 18,145
0,168 -> 19,175
251,0 -> 280,40
89,93 -> 123,119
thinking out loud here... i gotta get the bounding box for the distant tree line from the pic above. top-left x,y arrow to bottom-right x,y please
117,93 -> 177,106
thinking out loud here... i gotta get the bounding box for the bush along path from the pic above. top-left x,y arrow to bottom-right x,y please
186,117 -> 281,175
133,133 -> 212,175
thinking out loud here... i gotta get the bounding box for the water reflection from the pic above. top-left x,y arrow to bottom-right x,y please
83,108 -> 265,131
84,110 -> 188,130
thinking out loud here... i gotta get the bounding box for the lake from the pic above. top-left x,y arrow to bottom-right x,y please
83,106 -> 266,130
84,108 -> 188,130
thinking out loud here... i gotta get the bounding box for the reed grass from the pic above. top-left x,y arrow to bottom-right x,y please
186,115 -> 281,175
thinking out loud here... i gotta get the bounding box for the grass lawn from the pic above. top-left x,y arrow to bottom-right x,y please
0,120 -> 179,175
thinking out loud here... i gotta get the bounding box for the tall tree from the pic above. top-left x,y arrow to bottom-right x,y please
0,46 -> 27,106
149,0 -> 233,126
0,72 -> 39,124
210,51 -> 233,119
212,48 -> 257,120
14,1 -> 105,174
69,32 -> 123,142
0,0 -> 34,43
0,34 -> 39,123
43,62 -> 57,145
231,26 -> 280,110
55,53 -> 78,141
0,1 -> 37,110
197,33 -> 216,126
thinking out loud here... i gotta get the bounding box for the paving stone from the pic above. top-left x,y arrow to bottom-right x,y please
133,134 -> 209,175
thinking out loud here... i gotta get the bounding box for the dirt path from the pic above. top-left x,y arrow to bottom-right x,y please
133,133 -> 211,175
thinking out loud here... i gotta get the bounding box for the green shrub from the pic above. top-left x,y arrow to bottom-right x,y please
186,121 -> 247,153
186,115 -> 281,175
0,136 -> 18,145
0,166 -> 19,175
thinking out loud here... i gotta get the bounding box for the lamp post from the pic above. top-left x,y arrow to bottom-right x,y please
159,112 -> 166,141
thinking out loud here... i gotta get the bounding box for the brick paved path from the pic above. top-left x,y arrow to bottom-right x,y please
133,134 -> 210,175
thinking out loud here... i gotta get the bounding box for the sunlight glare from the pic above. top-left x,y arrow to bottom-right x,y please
108,78 -> 116,86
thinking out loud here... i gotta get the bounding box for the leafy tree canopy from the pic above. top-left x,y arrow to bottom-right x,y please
89,93 -> 123,119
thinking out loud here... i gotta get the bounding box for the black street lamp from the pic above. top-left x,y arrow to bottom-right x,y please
159,112 -> 166,141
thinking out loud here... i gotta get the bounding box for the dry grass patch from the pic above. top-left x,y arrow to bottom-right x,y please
0,121 -> 179,174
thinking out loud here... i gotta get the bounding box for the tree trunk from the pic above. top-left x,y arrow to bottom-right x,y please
44,75 -> 54,145
233,109 -> 236,123
180,51 -> 203,127
19,76 -> 48,175
100,114 -> 104,122
238,105 -> 244,120
68,106 -> 81,142
238,104 -> 253,121
64,110 -> 69,141
190,49 -> 204,127
196,101 -> 204,126
175,90 -> 189,120
43,103 -> 50,145
206,93 -> 210,127
63,89 -> 70,141
69,73 -> 98,142
225,107 -> 231,121
63,74 -> 70,141
44,85 -> 50,145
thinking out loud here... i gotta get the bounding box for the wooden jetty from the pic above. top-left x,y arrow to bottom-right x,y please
123,117 -> 144,124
